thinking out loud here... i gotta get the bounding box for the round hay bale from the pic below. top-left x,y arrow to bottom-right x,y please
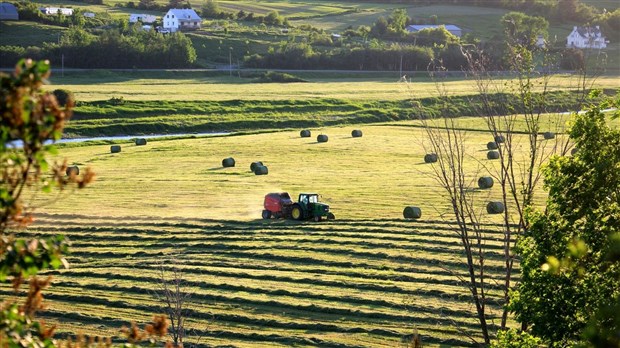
487,141 -> 498,150
487,151 -> 500,160
250,161 -> 263,172
351,129 -> 363,138
424,153 -> 438,163
254,165 -> 268,175
486,201 -> 505,214
66,165 -> 79,176
478,176 -> 494,189
135,138 -> 147,146
110,145 -> 121,153
403,206 -> 422,219
222,157 -> 235,168
494,135 -> 505,144
543,132 -> 555,140
300,129 -> 311,138
317,134 -> 329,143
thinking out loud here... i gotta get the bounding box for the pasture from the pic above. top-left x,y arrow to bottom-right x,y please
49,71 -> 620,102
8,122 -> 566,347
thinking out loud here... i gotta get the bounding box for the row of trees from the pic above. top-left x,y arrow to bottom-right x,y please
0,26 -> 196,69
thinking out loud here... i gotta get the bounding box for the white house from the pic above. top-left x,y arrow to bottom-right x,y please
162,8 -> 201,32
566,26 -> 607,49
130,13 -> 156,24
40,7 -> 74,15
406,24 -> 462,38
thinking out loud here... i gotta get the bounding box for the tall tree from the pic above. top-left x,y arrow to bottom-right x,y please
509,92 -> 620,346
0,59 -> 94,345
501,11 -> 548,49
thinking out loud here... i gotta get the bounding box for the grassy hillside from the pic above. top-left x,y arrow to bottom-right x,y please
5,0 -> 619,71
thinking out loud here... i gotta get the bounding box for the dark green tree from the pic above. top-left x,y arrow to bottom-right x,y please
501,11 -> 548,49
509,91 -> 620,346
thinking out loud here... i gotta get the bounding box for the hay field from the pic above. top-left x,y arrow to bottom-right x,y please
39,124 -> 564,221
49,73 -> 620,102
8,121 -> 572,346
5,121 -> 577,346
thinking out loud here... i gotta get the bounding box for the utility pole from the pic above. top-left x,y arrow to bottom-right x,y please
229,47 -> 232,77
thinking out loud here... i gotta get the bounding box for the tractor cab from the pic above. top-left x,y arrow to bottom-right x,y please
293,193 -> 333,221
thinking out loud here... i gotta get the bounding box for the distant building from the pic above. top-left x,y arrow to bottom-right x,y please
83,12 -> 95,18
162,8 -> 201,32
406,24 -> 462,38
536,34 -> 546,48
130,13 -> 156,24
566,26 -> 607,49
0,2 -> 18,20
40,7 -> 74,16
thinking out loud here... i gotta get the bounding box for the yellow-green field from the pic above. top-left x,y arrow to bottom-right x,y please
39,124 -> 564,221
5,123 -> 558,347
49,73 -> 620,102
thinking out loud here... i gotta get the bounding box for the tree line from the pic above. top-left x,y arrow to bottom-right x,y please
0,26 -> 196,69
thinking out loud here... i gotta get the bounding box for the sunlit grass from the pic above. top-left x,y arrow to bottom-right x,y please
49,73 -> 620,102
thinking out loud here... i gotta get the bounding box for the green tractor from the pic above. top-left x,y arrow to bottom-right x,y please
262,192 -> 335,222
291,193 -> 335,222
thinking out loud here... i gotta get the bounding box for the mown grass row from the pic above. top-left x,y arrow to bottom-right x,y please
3,214 -> 516,347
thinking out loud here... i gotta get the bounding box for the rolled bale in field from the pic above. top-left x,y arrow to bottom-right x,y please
487,201 -> 505,214
135,138 -> 147,146
478,176 -> 494,189
494,135 -> 506,144
110,145 -> 121,153
543,131 -> 555,140
254,165 -> 268,175
487,151 -> 500,160
66,165 -> 79,176
351,129 -> 363,138
487,141 -> 498,150
300,129 -> 311,138
317,134 -> 329,143
250,161 -> 263,172
424,153 -> 438,163
222,157 -> 235,168
403,206 -> 422,219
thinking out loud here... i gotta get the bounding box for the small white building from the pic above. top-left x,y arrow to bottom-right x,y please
40,7 -> 74,16
406,24 -> 462,38
536,34 -> 546,48
130,13 -> 156,24
83,12 -> 95,18
162,8 -> 201,32
566,26 -> 607,49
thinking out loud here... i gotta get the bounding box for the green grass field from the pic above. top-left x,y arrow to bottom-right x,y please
49,71 -> 620,102
2,1 -> 618,345
6,122 -> 562,346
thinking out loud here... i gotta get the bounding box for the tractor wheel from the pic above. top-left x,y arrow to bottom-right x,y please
314,216 -> 321,222
291,204 -> 303,220
327,213 -> 335,220
262,210 -> 271,219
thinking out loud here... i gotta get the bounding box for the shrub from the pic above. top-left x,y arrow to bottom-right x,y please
53,89 -> 74,107
253,71 -> 306,83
